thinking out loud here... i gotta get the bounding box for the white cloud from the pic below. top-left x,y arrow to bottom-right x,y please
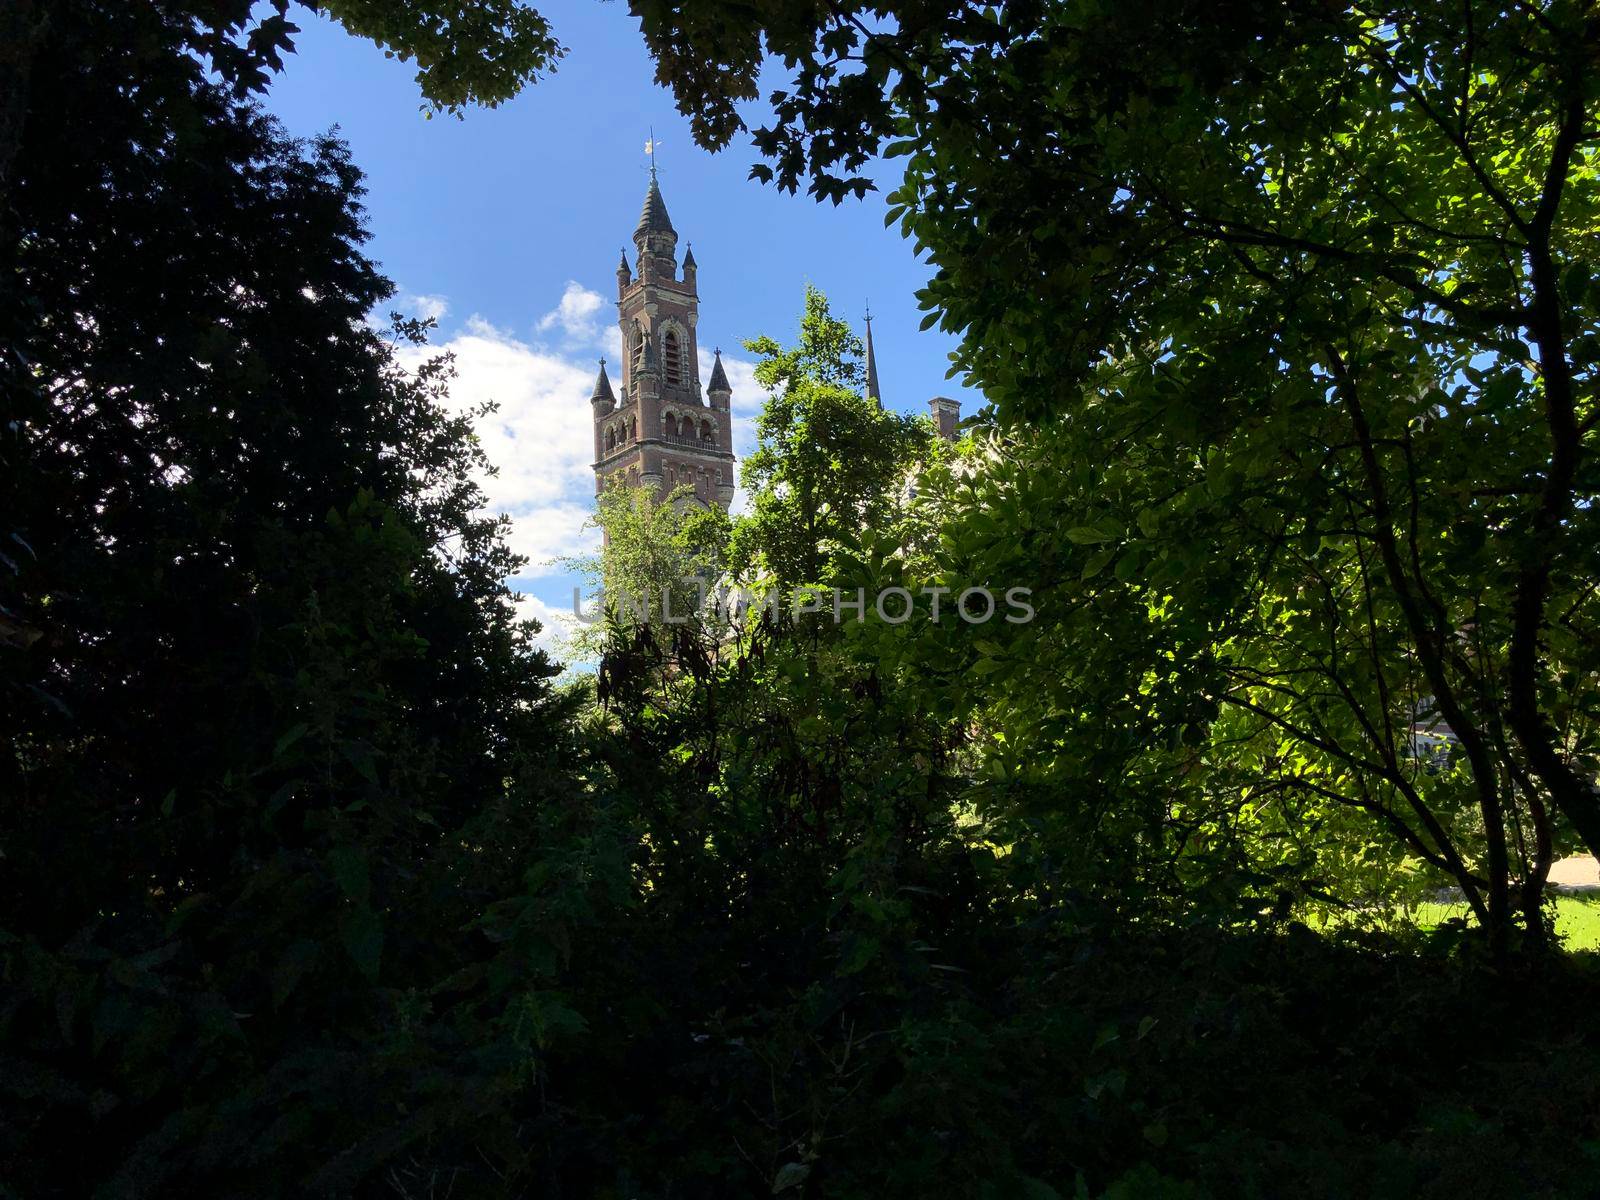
397,291 -> 450,322
521,592 -> 578,662
536,281 -> 608,347
396,310 -> 602,579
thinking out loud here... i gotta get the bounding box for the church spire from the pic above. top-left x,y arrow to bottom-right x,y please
863,304 -> 882,407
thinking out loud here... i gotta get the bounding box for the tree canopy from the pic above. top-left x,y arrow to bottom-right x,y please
731,287 -> 935,587
2,4 -> 594,1188
636,0 -> 1600,949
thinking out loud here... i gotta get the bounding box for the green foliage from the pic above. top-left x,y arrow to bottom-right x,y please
0,5 -> 607,1190
732,286 -> 936,587
10,1 -> 1600,1195
564,480 -> 730,661
0,0 -> 561,213
311,0 -> 562,113
114,0 -> 560,114
642,0 -> 1600,948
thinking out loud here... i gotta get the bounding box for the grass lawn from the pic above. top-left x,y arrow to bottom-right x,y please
1408,893 -> 1600,950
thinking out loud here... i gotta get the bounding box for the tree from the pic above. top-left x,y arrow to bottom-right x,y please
637,0 -> 1600,950
0,0 -> 562,199
0,5 -> 610,1189
581,295 -> 978,1194
732,287 -> 935,588
18,0 -> 1600,1193
568,480 -> 730,660
2,0 -> 565,690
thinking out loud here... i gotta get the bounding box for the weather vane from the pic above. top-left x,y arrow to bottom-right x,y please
644,126 -> 662,177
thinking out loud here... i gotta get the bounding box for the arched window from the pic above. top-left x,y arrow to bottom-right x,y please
679,415 -> 691,437
631,323 -> 645,372
629,416 -> 637,441
662,410 -> 674,437
700,419 -> 713,442
663,329 -> 682,383
605,427 -> 615,451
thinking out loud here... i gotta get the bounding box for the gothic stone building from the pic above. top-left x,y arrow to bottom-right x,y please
587,170 -> 961,507
589,169 -> 736,508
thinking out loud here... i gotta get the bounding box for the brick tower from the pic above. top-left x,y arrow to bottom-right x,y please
589,166 -> 736,508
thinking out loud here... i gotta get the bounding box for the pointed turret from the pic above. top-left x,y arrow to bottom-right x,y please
682,243 -> 698,293
633,167 -> 679,284
634,169 -> 676,241
707,347 -> 731,403
616,249 -> 631,296
590,358 -> 615,410
864,307 -> 882,407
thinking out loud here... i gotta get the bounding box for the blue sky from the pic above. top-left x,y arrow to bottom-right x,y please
262,4 -> 975,656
